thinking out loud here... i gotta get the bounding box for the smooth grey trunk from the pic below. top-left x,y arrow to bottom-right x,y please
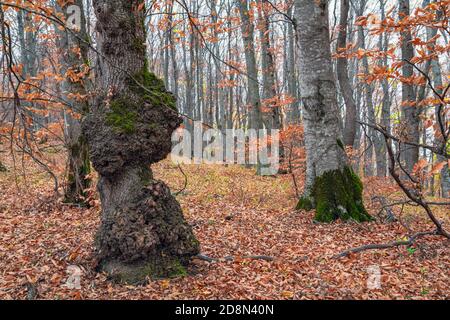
56,0 -> 91,204
399,0 -> 420,173
237,0 -> 263,129
337,0 -> 357,146
374,0 -> 391,177
356,0 -> 377,177
285,5 -> 301,125
258,0 -> 281,130
424,0 -> 450,197
294,0 -> 371,222
17,10 -> 40,129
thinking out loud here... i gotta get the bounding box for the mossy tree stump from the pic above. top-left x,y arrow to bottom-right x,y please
84,0 -> 199,284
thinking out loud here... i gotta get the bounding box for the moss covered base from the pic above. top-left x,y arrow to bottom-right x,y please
296,166 -> 372,223
100,256 -> 189,285
296,196 -> 314,211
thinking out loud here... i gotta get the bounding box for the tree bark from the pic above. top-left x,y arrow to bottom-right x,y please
84,0 -> 199,283
399,0 -> 420,173
294,0 -> 371,223
374,0 -> 390,177
237,0 -> 263,129
285,5 -> 301,125
258,0 -> 281,131
56,0 -> 92,204
337,0 -> 357,147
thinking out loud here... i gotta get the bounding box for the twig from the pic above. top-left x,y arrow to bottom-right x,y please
196,254 -> 274,262
334,230 -> 438,258
173,164 -> 188,196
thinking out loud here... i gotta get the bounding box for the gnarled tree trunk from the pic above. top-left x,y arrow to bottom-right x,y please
294,0 -> 371,223
84,0 -> 199,284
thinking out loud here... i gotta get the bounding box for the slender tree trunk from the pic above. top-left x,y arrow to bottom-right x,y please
337,0 -> 357,147
294,0 -> 371,222
399,0 -> 419,173
84,0 -> 199,283
56,0 -> 91,204
356,0 -> 377,177
237,0 -> 263,129
258,0 -> 281,130
374,0 -> 390,177
286,5 -> 301,125
424,0 -> 450,197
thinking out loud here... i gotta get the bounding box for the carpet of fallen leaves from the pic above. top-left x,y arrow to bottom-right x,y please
0,156 -> 449,300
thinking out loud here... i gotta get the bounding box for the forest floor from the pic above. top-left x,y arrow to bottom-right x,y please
0,155 -> 449,300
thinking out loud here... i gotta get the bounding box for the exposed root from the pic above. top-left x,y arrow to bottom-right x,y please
333,230 -> 439,259
196,254 -> 274,263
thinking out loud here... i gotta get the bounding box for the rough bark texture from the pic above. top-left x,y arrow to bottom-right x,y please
337,0 -> 357,147
84,0 -> 199,284
294,0 -> 371,223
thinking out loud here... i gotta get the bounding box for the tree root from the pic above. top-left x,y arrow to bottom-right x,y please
196,254 -> 274,263
333,230 -> 439,259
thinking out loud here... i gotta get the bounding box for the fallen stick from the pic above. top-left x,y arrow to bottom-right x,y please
333,230 -> 438,259
196,254 -> 274,262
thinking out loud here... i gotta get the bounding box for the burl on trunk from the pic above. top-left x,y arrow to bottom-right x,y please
83,0 -> 199,284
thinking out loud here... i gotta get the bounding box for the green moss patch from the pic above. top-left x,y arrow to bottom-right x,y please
104,256 -> 189,285
104,62 -> 176,134
129,64 -> 177,110
296,196 -> 314,211
313,166 -> 372,222
105,97 -> 138,134
296,166 -> 372,223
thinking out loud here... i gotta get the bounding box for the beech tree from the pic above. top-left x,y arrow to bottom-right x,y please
399,0 -> 420,173
294,0 -> 372,223
336,0 -> 357,147
83,0 -> 199,283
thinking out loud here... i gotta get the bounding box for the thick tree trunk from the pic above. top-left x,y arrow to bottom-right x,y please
399,0 -> 419,173
57,0 -> 91,204
337,0 -> 357,147
84,0 -> 199,284
294,0 -> 371,223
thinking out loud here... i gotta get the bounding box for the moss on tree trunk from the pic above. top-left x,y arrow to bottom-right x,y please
297,166 -> 372,223
85,0 -> 200,284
